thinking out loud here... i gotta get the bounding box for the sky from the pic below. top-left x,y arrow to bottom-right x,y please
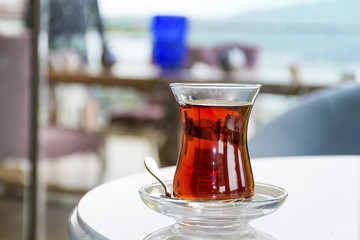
99,0 -> 332,19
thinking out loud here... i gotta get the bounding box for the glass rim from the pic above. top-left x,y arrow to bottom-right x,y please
169,83 -> 262,89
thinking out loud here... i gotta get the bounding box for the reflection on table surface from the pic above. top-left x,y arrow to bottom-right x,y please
69,155 -> 360,240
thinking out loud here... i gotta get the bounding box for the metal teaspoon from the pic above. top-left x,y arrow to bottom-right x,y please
144,157 -> 172,198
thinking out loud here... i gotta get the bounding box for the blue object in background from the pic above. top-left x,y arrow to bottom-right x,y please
151,15 -> 189,69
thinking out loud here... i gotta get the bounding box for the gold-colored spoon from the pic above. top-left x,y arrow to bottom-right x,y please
144,157 -> 172,198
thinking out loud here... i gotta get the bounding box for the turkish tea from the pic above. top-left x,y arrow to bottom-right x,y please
173,100 -> 254,200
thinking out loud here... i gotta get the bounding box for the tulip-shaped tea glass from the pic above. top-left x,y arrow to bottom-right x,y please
170,83 -> 261,200
139,83 -> 288,240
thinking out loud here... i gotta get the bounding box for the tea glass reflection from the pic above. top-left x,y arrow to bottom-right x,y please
170,83 -> 261,200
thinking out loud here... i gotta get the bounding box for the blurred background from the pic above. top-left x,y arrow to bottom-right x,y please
0,0 -> 359,239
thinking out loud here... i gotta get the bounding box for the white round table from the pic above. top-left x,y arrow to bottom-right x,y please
68,155 -> 360,240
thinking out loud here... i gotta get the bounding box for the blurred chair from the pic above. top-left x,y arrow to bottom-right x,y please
0,32 -> 105,193
249,85 -> 360,158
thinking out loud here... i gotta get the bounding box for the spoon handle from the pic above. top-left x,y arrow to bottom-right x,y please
144,158 -> 171,198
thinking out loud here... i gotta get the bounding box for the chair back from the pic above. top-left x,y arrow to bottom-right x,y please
0,33 -> 31,160
249,86 -> 360,157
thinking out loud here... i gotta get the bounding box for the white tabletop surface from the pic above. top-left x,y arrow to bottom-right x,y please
70,155 -> 360,240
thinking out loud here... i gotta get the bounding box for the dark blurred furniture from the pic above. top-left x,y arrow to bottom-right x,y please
0,32 -> 105,192
249,85 -> 360,158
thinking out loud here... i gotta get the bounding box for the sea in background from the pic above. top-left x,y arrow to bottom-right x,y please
102,0 -> 360,73
190,22 -> 360,68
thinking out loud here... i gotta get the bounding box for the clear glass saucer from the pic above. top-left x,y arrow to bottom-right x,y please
139,181 -> 288,240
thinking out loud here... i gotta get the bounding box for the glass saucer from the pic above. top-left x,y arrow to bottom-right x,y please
139,181 -> 287,240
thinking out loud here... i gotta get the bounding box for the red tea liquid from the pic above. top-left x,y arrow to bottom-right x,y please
173,100 -> 254,200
